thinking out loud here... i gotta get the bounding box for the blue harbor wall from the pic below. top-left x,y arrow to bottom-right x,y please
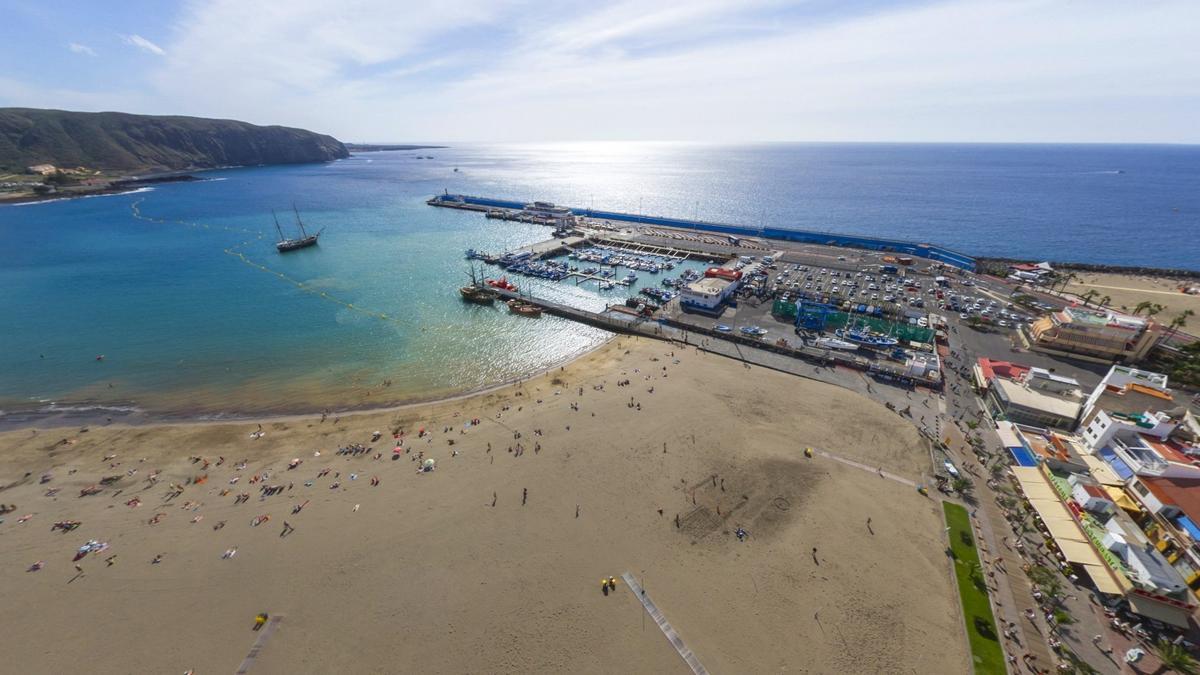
431,194 -> 977,271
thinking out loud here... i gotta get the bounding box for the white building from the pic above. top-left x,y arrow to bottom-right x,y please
986,368 -> 1083,430
522,201 -> 575,226
679,277 -> 738,311
1082,410 -> 1200,479
1078,365 -> 1173,430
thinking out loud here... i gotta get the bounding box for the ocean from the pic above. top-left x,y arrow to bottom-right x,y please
1,142 -> 1197,421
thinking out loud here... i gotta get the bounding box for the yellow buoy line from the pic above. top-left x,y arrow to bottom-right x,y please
130,199 -> 419,329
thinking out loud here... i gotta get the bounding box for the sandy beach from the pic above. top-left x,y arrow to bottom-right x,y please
1064,272 -> 1200,319
0,338 -> 967,673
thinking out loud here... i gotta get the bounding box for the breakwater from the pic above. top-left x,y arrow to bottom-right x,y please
977,257 -> 1200,280
429,193 -> 977,271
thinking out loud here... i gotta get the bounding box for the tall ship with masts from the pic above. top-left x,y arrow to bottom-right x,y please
274,205 -> 322,252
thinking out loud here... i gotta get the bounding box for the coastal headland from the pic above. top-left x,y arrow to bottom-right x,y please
0,107 -> 348,203
0,338 -> 967,673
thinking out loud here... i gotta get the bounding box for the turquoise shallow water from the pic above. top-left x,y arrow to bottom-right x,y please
1,142 -> 1197,421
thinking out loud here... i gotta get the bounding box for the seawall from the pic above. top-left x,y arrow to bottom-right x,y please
429,194 -> 977,271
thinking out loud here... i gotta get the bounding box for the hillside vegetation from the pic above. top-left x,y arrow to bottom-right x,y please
0,108 -> 348,173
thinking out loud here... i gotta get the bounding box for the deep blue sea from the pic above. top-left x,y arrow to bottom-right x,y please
1,143 -> 1197,419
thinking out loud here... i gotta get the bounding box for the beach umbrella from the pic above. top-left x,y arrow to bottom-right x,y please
422,458 -> 436,469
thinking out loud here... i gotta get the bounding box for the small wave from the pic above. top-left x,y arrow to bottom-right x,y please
11,186 -> 156,207
1082,170 -> 1124,175
37,402 -> 144,414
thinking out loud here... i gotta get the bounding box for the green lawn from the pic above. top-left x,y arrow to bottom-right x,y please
943,502 -> 1007,675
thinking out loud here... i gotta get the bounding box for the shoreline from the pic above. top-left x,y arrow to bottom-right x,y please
0,172 -> 202,205
0,336 -> 964,673
0,335 -> 619,432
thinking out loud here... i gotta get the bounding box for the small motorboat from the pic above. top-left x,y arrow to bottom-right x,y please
714,324 -> 732,333
740,326 -> 768,337
486,277 -> 518,291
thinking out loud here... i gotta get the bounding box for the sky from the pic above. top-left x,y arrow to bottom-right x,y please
1,0 -> 1197,143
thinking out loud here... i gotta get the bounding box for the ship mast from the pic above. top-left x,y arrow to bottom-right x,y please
272,210 -> 285,241
292,203 -> 309,238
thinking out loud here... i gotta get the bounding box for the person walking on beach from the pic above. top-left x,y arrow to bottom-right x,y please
522,488 -> 528,506
254,613 -> 269,631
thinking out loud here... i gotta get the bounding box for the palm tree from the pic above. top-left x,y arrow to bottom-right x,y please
1056,272 -> 1078,293
1150,640 -> 1199,675
1081,290 -> 1100,307
1100,294 -> 1111,308
1158,310 -> 1195,348
1134,301 -> 1154,316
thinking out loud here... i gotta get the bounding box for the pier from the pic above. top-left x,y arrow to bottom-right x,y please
429,193 -> 977,271
476,285 -> 940,390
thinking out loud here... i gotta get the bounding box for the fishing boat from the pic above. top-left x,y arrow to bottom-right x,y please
486,277 -> 518,291
813,336 -> 860,350
274,205 -> 322,252
507,299 -> 543,317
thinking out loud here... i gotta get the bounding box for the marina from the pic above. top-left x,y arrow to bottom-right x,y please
428,192 -> 978,271
447,194 -> 947,390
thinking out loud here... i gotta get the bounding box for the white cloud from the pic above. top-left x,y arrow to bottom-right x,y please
121,33 -> 166,56
96,0 -> 1200,142
68,42 -> 96,57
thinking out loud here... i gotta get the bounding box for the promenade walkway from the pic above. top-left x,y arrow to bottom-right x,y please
622,573 -> 708,675
235,615 -> 284,674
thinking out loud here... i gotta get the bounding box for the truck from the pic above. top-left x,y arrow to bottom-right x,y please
881,264 -> 899,274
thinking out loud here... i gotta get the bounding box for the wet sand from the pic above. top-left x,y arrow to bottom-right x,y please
0,338 -> 967,673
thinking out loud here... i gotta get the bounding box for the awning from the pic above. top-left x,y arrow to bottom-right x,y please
972,365 -> 989,390
1104,486 -> 1142,514
1043,516 -> 1090,544
1082,455 -> 1125,486
996,422 -> 1022,449
1012,466 -> 1129,596
1058,538 -> 1103,561
1098,447 -> 1134,480
1175,516 -> 1200,543
1128,595 -> 1194,629
1013,466 -> 1060,500
1081,562 -> 1129,596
